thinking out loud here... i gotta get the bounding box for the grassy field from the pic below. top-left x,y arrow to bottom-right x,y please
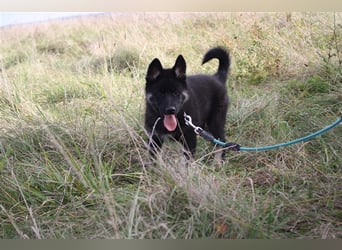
0,12 -> 341,239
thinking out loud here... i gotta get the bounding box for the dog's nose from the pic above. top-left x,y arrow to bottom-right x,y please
165,106 -> 176,114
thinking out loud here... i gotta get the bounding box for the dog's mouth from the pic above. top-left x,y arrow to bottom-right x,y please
163,114 -> 177,131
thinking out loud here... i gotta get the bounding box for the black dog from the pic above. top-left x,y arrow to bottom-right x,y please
144,47 -> 230,159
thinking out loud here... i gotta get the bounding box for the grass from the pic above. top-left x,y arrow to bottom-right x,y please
0,12 -> 341,239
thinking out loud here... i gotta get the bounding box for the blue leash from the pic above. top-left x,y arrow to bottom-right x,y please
184,113 -> 342,152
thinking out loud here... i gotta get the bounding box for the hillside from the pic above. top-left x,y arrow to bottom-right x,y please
0,12 -> 341,239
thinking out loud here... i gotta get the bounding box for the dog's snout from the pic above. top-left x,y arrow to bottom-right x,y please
165,106 -> 176,114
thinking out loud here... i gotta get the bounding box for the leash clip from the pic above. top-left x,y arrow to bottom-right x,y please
184,113 -> 203,134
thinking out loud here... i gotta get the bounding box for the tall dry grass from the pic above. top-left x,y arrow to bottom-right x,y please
0,12 -> 341,238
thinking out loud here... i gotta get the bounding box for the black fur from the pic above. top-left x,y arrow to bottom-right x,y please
145,47 -> 230,159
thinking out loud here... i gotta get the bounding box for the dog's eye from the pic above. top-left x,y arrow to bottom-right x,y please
172,91 -> 180,96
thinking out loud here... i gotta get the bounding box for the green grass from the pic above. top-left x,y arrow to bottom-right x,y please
0,12 -> 341,239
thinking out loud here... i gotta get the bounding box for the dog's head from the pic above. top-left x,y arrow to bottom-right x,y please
145,55 -> 189,132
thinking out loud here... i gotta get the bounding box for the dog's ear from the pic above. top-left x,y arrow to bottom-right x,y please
173,55 -> 186,80
146,58 -> 163,82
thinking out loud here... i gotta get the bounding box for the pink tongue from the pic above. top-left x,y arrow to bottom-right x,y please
163,114 -> 177,131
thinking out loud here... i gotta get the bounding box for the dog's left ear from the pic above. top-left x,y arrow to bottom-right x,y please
173,55 -> 186,80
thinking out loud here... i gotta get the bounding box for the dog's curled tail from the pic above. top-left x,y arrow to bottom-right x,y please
202,47 -> 230,84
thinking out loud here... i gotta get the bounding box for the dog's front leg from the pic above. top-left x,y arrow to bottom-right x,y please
148,134 -> 163,159
182,131 -> 197,159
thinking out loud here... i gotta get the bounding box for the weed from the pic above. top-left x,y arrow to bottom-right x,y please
110,46 -> 140,72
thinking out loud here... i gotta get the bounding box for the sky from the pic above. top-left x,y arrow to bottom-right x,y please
0,12 -> 102,27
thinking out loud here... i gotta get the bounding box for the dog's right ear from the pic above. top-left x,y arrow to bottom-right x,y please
146,58 -> 163,82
